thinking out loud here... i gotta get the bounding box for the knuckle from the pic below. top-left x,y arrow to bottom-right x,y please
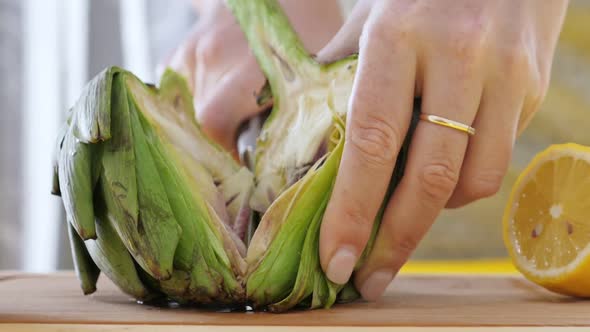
362,1 -> 422,50
196,102 -> 225,132
448,25 -> 486,64
342,203 -> 372,229
196,35 -> 223,64
453,40 -> 482,67
348,111 -> 401,168
196,105 -> 214,127
498,43 -> 533,80
459,169 -> 504,201
418,159 -> 460,202
363,18 -> 410,49
392,233 -> 420,257
456,11 -> 488,39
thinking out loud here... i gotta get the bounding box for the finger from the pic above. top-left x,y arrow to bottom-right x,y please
192,24 -> 241,104
279,0 -> 343,54
319,15 -> 417,285
446,84 -> 523,208
196,58 -> 266,154
162,25 -> 202,92
354,53 -> 483,301
516,78 -> 546,137
516,98 -> 538,137
315,0 -> 376,62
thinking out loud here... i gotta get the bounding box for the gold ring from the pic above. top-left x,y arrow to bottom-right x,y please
419,114 -> 476,136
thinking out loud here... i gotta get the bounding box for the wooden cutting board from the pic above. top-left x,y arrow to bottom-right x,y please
1,271 -> 589,331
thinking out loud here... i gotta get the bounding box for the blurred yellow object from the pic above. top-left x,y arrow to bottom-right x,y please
400,259 -> 517,275
503,143 -> 590,296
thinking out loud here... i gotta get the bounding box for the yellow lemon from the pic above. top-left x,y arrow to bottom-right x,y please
504,143 -> 590,296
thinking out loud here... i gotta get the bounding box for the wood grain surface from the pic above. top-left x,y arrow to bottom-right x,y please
0,272 -> 589,327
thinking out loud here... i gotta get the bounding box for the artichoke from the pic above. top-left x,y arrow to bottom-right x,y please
53,0 -> 419,312
54,67 -> 252,304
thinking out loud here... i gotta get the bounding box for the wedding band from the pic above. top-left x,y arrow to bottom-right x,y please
419,114 -> 476,136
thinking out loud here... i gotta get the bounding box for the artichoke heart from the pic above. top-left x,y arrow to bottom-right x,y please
54,0 -> 419,312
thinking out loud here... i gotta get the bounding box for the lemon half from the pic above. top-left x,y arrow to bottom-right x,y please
504,143 -> 590,296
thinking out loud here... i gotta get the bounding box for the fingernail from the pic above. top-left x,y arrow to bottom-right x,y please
360,269 -> 394,302
326,246 -> 358,285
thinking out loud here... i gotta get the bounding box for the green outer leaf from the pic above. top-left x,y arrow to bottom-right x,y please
100,73 -> 177,280
71,67 -> 122,143
158,269 -> 191,300
127,94 -> 181,280
268,131 -> 344,312
246,174 -> 303,270
137,107 -> 226,300
137,115 -> 197,272
245,175 -> 313,305
85,212 -> 151,299
335,282 -> 360,304
67,222 -> 100,295
311,272 -> 329,309
184,200 -> 247,304
58,129 -> 97,240
136,97 -> 245,303
247,130 -> 343,307
268,194 -> 329,312
134,265 -> 164,297
56,67 -> 123,239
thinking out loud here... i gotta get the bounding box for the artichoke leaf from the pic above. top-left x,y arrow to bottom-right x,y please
67,222 -> 100,295
71,67 -> 123,143
85,211 -> 152,300
58,129 -> 97,240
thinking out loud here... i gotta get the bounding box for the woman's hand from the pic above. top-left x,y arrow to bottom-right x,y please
317,0 -> 568,301
160,0 -> 343,156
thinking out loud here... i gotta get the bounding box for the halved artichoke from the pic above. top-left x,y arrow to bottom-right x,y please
54,67 -> 252,304
53,0 -> 419,312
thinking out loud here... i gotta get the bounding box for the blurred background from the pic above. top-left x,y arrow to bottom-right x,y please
0,0 -> 588,271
